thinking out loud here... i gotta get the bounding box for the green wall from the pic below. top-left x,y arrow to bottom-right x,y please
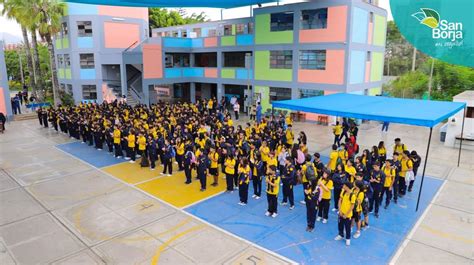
221,68 -> 236,78
368,87 -> 381,95
65,69 -> 72,79
254,51 -> 292,82
58,68 -> 64,79
255,14 -> 293,44
373,14 -> 386,46
221,36 -> 236,46
55,38 -> 69,49
254,86 -> 271,112
370,52 -> 384,82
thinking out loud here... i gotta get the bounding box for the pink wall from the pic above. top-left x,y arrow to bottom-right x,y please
98,6 -> 148,20
365,61 -> 371,82
204,68 -> 218,78
143,44 -> 163,79
367,22 -> 373,44
299,6 -> 347,43
298,50 -> 345,84
104,22 -> 140,49
204,37 -> 217,47
0,87 -> 6,115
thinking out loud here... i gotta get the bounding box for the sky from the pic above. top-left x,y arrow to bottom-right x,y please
0,0 -> 392,40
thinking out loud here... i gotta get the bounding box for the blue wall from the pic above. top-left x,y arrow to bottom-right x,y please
183,68 -> 204,77
164,68 -> 181,78
236,68 -> 253,79
77,37 -> 94,48
163,38 -> 192,48
67,3 -> 98,15
80,69 -> 96,79
236,35 -> 254,46
351,7 -> 368,44
349,51 -> 366,84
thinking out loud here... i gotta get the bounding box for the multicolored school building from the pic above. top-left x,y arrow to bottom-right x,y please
0,40 -> 13,118
55,0 -> 387,111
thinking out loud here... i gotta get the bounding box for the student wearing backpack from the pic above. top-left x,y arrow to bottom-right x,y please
300,154 -> 317,205
197,150 -> 209,191
352,180 -> 365,239
408,150 -> 421,192
398,151 -> 413,196
238,158 -> 251,205
331,163 -> 346,212
333,121 -> 342,147
317,169 -> 333,224
265,165 -> 280,218
392,152 -> 402,203
281,157 -> 296,210
355,174 -> 370,230
184,147 -> 195,184
335,181 -> 356,246
393,138 -> 407,161
381,160 -> 395,209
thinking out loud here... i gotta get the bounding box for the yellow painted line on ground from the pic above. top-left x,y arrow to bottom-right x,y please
151,224 -> 207,265
137,172 -> 226,208
420,225 -> 474,244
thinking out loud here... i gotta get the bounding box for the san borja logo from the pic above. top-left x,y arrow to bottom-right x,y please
411,8 -> 463,42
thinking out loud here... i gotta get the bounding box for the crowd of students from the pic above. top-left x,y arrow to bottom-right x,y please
37,98 -> 421,247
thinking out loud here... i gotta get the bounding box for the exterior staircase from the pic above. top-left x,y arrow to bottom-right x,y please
126,90 -> 140,107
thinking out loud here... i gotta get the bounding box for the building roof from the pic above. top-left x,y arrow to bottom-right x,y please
272,93 -> 466,128
453,90 -> 474,101
66,0 -> 276,8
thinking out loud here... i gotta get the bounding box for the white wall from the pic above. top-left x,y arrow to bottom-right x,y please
444,97 -> 474,148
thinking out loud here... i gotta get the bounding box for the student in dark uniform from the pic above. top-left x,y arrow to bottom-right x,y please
304,181 -> 318,232
369,162 -> 385,218
148,136 -> 158,170
196,149 -> 209,191
238,157 -> 251,205
408,150 -> 421,192
281,156 -> 295,210
392,152 -> 401,204
42,108 -> 49,128
252,153 -> 264,199
37,107 -> 43,126
183,146 -> 194,183
265,165 -> 280,218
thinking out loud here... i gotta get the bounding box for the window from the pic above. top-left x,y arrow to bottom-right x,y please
223,52 -> 249,68
193,28 -> 201,37
64,54 -> 70,68
82,85 -> 97,100
61,22 -> 68,36
270,50 -> 292,69
67,84 -> 73,94
369,12 -> 374,23
208,29 -> 217,37
57,54 -> 64,68
194,52 -> 217,67
77,21 -> 93,37
366,51 -> 371,62
248,23 -> 254,34
224,25 -> 233,36
165,53 -> 190,68
182,30 -> 187,38
79,53 -> 95,69
236,24 -> 246,35
300,89 -> 323,98
299,50 -> 326,70
301,8 -> 328,29
60,83 -> 66,91
270,12 -> 294,31
466,107 -> 474,118
269,87 -> 291,103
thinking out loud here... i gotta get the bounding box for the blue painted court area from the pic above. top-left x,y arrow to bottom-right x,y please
186,175 -> 443,264
56,141 -> 126,168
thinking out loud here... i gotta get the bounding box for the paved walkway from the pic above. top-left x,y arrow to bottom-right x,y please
0,118 -> 472,264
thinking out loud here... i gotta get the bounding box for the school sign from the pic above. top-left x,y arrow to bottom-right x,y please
391,0 -> 473,67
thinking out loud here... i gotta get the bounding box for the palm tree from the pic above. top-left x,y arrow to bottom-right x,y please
1,0 -> 37,97
34,0 -> 65,105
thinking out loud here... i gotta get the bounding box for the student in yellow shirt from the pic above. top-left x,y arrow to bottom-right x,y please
175,138 -> 185,171
137,132 -> 147,162
259,141 -> 270,166
113,125 -> 122,158
335,181 -> 356,246
328,144 -> 339,172
208,146 -> 220,186
399,151 -> 413,195
127,129 -> 136,163
238,158 -> 251,205
333,121 -> 343,147
338,143 -> 348,165
345,160 -> 357,183
317,169 -> 334,224
285,126 -> 294,148
225,154 -> 236,192
381,160 -> 395,209
378,141 -> 387,163
265,165 -> 280,218
393,138 -> 407,161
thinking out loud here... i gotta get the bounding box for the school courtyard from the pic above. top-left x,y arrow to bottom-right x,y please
0,117 -> 472,264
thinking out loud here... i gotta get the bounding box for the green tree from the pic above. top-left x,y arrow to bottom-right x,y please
148,8 -> 207,34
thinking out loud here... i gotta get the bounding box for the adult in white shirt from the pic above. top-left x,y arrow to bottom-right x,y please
233,102 -> 240,120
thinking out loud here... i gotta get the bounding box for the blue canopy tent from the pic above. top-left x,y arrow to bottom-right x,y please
66,0 -> 276,8
272,93 -> 467,211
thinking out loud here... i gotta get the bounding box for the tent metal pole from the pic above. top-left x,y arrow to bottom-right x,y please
457,107 -> 466,167
416,127 -> 433,212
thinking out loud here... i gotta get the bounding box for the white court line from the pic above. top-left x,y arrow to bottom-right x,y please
389,169 -> 451,264
54,145 -> 297,264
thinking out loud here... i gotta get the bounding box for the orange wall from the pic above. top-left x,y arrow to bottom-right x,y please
299,6 -> 347,43
204,37 -> 217,47
104,22 -> 140,49
143,44 -> 163,79
204,68 -> 218,78
365,61 -> 371,82
298,50 -> 345,84
98,6 -> 148,20
367,22 -> 374,44
0,87 -> 6,115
